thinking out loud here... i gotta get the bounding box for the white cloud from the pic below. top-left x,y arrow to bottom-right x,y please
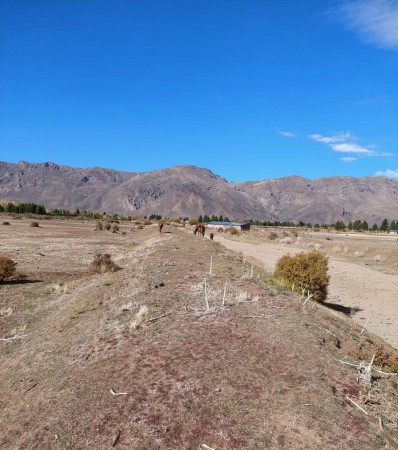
279,131 -> 296,138
338,0 -> 398,51
309,132 -> 353,144
308,131 -> 391,158
374,168 -> 398,178
341,156 -> 358,161
331,142 -> 374,155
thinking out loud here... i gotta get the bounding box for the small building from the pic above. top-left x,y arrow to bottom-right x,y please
206,221 -> 251,231
389,229 -> 398,235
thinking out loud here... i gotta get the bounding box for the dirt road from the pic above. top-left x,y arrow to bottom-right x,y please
215,235 -> 398,349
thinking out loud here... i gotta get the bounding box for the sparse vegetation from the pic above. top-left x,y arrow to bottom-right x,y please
89,253 -> 121,274
2,221 -> 10,226
273,250 -> 329,302
95,221 -> 103,231
268,232 -> 278,240
0,256 -> 17,281
30,221 -> 39,227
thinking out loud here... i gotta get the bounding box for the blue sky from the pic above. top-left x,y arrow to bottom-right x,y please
1,0 -> 397,182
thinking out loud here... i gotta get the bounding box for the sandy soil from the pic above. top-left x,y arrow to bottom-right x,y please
214,234 -> 398,349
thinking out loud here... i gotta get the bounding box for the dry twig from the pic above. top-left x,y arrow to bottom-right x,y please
346,396 -> 368,415
110,388 -> 128,396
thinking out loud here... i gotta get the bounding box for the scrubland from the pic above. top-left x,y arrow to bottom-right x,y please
0,217 -> 398,449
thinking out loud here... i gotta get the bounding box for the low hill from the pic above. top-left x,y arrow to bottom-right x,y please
0,219 -> 397,448
1,160 -> 398,224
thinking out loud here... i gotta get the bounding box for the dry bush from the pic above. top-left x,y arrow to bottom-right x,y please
95,221 -> 103,231
112,224 -> 119,233
0,256 -> 17,281
273,250 -> 330,302
89,253 -> 121,274
103,222 -> 111,231
354,250 -> 365,257
30,221 -> 39,227
227,227 -> 238,235
130,305 -> 150,330
217,227 -> 224,233
292,230 -> 298,237
2,221 -> 10,226
279,237 -> 293,244
373,254 -> 386,263
268,232 -> 278,240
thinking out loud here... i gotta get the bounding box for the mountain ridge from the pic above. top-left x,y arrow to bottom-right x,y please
1,160 -> 397,224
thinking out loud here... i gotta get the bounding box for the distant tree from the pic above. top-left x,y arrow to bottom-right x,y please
198,215 -> 203,223
203,215 -> 210,223
224,217 -> 230,222
352,220 -> 362,231
361,221 -> 369,231
380,218 -> 389,232
334,221 -> 345,231
389,220 -> 396,230
348,221 -> 353,230
372,223 -> 379,231
0,205 -> 4,212
219,215 -> 224,222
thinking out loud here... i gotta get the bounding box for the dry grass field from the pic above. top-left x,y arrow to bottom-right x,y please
215,228 -> 398,350
1,217 -> 398,449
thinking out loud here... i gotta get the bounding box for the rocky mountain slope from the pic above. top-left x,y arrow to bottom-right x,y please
1,160 -> 398,224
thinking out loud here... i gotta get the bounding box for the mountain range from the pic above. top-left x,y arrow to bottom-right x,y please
1,160 -> 398,224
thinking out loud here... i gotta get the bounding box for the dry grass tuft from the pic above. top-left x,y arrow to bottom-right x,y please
130,305 -> 150,330
0,256 -> 17,281
89,253 -> 121,274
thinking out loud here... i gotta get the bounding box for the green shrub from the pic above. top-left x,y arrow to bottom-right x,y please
273,250 -> 329,302
0,256 -> 17,281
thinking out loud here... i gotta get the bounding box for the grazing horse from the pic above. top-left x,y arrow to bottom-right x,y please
157,221 -> 164,233
194,224 -> 205,237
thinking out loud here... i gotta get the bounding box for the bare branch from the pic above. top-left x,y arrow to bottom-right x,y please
110,388 -> 128,396
146,313 -> 169,324
360,318 -> 369,335
112,430 -> 121,447
345,396 -> 368,415
243,314 -> 282,320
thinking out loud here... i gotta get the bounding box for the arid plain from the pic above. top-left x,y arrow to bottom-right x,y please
1,216 -> 398,449
215,228 -> 398,350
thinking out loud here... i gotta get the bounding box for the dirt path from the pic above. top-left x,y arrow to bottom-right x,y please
215,235 -> 398,349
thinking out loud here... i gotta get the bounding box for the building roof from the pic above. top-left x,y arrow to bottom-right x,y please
207,221 -> 250,226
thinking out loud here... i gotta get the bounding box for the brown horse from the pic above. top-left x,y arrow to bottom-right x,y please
194,224 -> 205,237
157,221 -> 164,233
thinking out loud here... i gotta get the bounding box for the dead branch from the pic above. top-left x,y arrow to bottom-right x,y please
112,430 -> 121,446
0,334 -> 28,341
345,396 -> 368,415
360,318 -> 369,335
199,445 -> 215,450
24,383 -> 38,394
243,314 -> 282,320
146,313 -> 169,324
320,327 -> 338,339
373,367 -> 398,376
110,388 -> 128,396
